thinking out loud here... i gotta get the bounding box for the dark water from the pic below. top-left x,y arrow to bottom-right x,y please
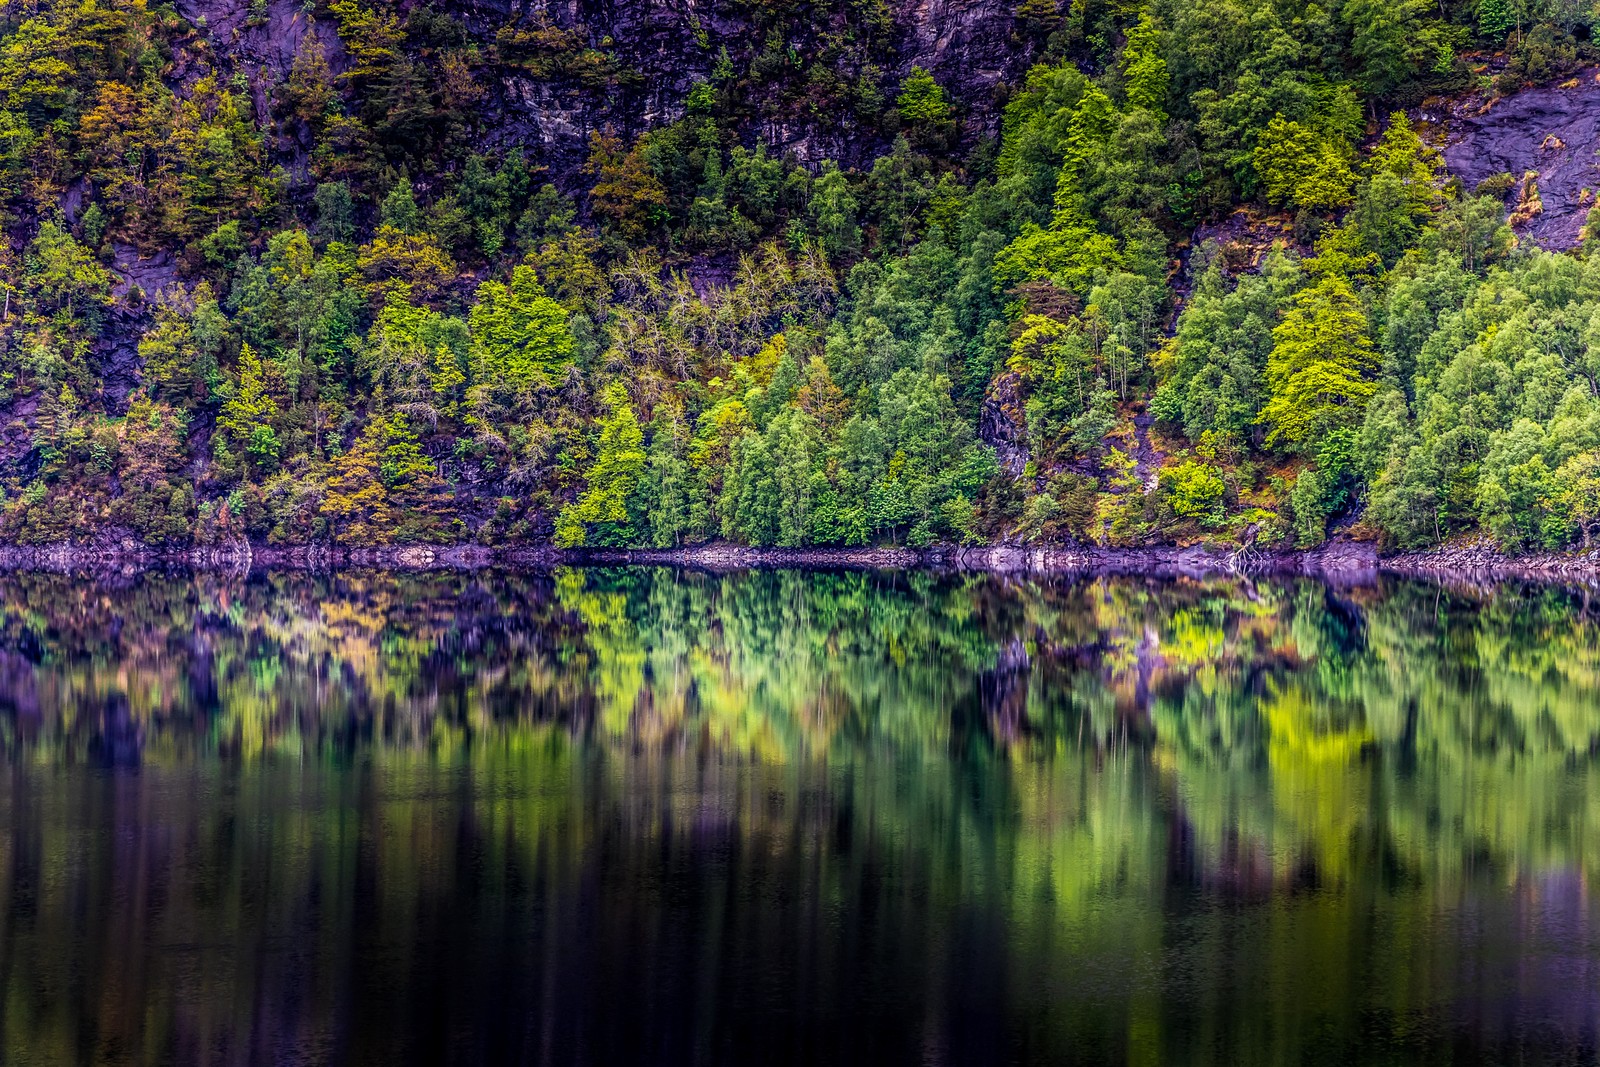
1,568 -> 1599,1066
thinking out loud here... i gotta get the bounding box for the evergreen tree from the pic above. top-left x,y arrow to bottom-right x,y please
644,421 -> 692,548
1477,0 -> 1515,39
720,430 -> 780,545
380,175 -> 422,234
896,67 -> 955,150
1119,13 -> 1169,118
809,162 -> 860,261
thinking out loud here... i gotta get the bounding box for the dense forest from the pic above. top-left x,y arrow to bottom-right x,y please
3,0 -> 1600,553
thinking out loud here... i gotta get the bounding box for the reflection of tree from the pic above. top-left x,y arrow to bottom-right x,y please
4,571 -> 1600,1062
4,570 -> 1600,895
2,573 -> 1599,854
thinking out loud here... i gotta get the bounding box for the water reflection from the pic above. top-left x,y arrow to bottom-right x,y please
1,568 -> 1599,1065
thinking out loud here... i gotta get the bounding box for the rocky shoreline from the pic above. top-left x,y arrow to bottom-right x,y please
1380,542 -> 1600,583
558,538 -> 1400,586
0,541 -> 510,572
2,535 -> 1598,586
0,536 -> 1378,577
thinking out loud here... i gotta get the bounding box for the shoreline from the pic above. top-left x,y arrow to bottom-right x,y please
0,537 -> 1597,585
557,539 -> 1382,578
1378,544 -> 1600,584
0,538 -> 1372,575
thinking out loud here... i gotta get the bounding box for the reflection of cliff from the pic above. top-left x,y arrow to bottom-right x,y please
978,635 -> 1030,743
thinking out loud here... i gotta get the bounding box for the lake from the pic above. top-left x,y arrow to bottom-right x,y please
1,567 -> 1598,1066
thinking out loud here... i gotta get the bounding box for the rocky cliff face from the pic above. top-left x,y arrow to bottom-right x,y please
899,0 -> 1023,111
491,0 -> 1029,175
178,0 -> 1032,185
1437,68 -> 1600,249
174,0 -> 341,117
980,370 -> 1030,476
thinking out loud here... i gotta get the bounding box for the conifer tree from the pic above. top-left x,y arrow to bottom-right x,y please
1119,13 -> 1169,118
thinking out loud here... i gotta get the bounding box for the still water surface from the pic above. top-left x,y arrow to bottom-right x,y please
1,567 -> 1599,1065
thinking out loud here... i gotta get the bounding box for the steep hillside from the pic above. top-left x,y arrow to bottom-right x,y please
172,0 -> 1032,182
5,0 -> 1600,556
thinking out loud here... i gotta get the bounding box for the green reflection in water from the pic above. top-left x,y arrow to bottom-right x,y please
1,568 -> 1598,1065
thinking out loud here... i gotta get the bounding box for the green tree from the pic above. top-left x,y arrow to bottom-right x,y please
1253,115 -> 1356,212
1160,459 -> 1227,526
468,265 -> 577,400
555,384 -> 647,547
1477,0 -> 1515,39
380,175 -> 422,234
1290,467 -> 1329,546
768,410 -> 817,546
314,182 -> 356,243
720,429 -> 780,545
23,222 -> 111,320
809,161 -> 861,261
1553,451 -> 1600,548
356,226 -> 457,302
1119,12 -> 1169,117
1257,274 -> 1379,452
896,67 -> 955,150
644,423 -> 693,548
897,67 -> 952,125
217,344 -> 280,476
1343,0 -> 1444,99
